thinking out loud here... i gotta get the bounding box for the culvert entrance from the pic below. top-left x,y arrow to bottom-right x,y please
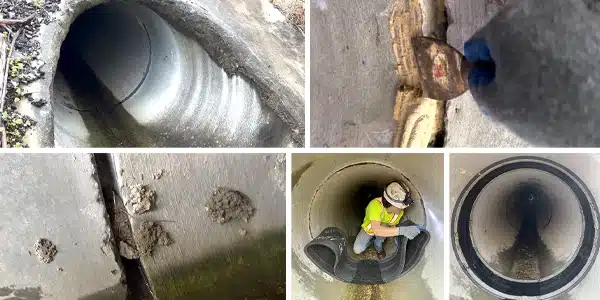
452,156 -> 600,299
52,2 -> 295,147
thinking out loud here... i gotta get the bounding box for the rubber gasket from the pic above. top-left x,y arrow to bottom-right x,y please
304,220 -> 430,284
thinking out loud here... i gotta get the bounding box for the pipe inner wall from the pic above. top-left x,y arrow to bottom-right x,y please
52,2 -> 295,147
452,156 -> 600,299
471,169 -> 583,280
308,163 -> 426,240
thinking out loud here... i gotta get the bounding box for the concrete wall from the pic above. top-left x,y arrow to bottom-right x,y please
0,153 -> 126,299
0,153 -> 286,299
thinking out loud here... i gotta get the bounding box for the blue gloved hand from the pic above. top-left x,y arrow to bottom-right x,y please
397,225 -> 422,240
464,39 -> 496,87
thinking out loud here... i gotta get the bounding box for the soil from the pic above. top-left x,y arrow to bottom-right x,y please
152,169 -> 165,180
33,238 -> 57,264
127,184 -> 156,215
119,241 -> 139,260
134,221 -> 173,257
238,228 -> 247,236
111,191 -> 138,258
0,0 -> 61,147
270,0 -> 304,32
205,187 -> 255,224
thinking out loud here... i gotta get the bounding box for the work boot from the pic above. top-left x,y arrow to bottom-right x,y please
376,250 -> 386,260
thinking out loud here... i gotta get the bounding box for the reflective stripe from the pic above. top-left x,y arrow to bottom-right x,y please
364,198 -> 399,235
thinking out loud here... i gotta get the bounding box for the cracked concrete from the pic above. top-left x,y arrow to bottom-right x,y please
112,153 -> 286,299
0,153 -> 125,299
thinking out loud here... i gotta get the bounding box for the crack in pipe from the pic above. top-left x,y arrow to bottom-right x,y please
93,154 -> 154,300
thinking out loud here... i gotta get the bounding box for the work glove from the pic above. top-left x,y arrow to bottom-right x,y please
397,225 -> 423,240
464,0 -> 600,147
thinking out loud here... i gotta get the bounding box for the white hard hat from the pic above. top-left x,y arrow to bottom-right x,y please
384,182 -> 407,208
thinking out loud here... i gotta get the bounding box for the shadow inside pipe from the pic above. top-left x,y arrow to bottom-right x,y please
54,3 -> 161,147
152,230 -> 285,300
497,184 -> 557,280
57,38 -> 159,147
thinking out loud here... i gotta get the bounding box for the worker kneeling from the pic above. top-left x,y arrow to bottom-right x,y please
353,182 -> 423,260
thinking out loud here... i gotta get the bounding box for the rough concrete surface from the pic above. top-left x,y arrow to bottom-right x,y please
310,0 -> 398,147
444,0 -> 530,147
271,0 -> 305,30
445,92 -> 531,148
33,239 -> 58,264
450,154 -> 600,299
135,221 -> 173,257
292,154 -> 444,300
126,184 -> 156,215
206,187 -> 255,224
112,153 -> 285,299
0,153 -> 125,299
26,0 -> 304,147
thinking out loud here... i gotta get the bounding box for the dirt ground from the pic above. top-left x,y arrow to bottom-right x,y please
270,0 -> 305,31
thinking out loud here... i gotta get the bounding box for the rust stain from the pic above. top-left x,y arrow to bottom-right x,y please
427,44 -> 450,89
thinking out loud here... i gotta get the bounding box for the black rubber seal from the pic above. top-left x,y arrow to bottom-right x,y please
453,156 -> 599,297
304,220 -> 430,284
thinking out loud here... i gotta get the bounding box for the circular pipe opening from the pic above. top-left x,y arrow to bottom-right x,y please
52,2 -> 294,147
452,157 -> 600,299
308,162 -> 426,242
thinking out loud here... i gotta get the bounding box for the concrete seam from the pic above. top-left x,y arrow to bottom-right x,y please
92,153 -> 155,300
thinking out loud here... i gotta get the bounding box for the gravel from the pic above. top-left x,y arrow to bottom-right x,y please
0,0 -> 61,147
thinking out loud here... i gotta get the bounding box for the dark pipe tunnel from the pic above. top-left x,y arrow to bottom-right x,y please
307,162 -> 427,255
52,2 -> 295,147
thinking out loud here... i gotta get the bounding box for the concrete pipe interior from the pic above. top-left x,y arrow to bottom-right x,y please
453,157 -> 600,299
308,163 -> 426,253
53,2 -> 294,147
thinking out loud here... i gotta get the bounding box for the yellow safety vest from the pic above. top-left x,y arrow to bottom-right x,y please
361,198 -> 403,235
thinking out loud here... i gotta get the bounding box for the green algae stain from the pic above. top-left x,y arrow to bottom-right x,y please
153,229 -> 285,300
